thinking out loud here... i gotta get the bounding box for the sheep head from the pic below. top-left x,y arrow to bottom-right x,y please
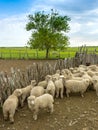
13,89 -> 22,97
31,80 -> 37,86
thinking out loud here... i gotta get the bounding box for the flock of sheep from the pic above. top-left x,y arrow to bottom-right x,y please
2,64 -> 98,123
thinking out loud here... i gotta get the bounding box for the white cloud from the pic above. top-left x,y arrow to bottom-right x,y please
0,14 -> 31,47
69,21 -> 81,33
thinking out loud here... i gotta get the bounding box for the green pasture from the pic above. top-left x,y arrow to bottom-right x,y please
0,46 -> 98,59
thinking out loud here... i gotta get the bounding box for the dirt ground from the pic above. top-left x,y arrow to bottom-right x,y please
0,59 -> 98,130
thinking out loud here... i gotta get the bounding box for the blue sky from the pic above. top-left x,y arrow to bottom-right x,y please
0,0 -> 98,47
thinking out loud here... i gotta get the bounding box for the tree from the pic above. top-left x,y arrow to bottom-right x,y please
26,9 -> 71,59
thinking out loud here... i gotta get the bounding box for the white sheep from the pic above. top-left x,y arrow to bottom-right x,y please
87,70 -> 98,77
87,70 -> 95,77
92,76 -> 98,95
87,65 -> 98,72
2,89 -> 22,123
64,78 -> 89,97
81,71 -> 93,85
37,74 -> 53,89
52,73 -> 60,80
30,86 -> 45,97
92,75 -> 98,82
20,80 -> 36,107
61,69 -> 71,78
37,80 -> 47,89
93,81 -> 98,96
64,71 -> 83,80
78,65 -> 87,71
45,75 -> 55,97
27,94 -> 54,120
52,76 -> 64,99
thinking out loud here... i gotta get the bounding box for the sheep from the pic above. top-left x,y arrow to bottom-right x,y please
61,69 -> 71,78
52,76 -> 64,99
20,80 -> 36,107
92,78 -> 98,96
37,80 -> 47,89
2,89 -> 22,123
37,74 -> 53,89
69,67 -> 86,78
64,71 -> 83,80
52,73 -> 60,80
92,75 -> 98,93
72,70 -> 85,77
45,75 -> 55,97
30,86 -> 45,97
87,70 -> 98,77
87,70 -> 95,77
68,67 -> 78,74
81,71 -> 93,85
87,65 -> 98,72
92,75 -> 98,82
55,69 -> 61,74
63,70 -> 89,84
78,65 -> 87,71
64,78 -> 89,97
27,94 -> 54,120
51,69 -> 61,80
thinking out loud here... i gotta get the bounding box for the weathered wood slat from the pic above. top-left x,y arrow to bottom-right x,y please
0,49 -> 98,107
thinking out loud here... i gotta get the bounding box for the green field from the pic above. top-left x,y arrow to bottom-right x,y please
0,46 -> 98,59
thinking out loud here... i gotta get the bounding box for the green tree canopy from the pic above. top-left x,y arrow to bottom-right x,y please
26,9 -> 71,58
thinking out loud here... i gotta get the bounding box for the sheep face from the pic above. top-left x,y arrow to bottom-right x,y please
28,95 -> 36,102
31,80 -> 37,86
27,96 -> 35,105
52,76 -> 58,82
27,96 -> 36,110
45,75 -> 52,81
13,89 -> 22,97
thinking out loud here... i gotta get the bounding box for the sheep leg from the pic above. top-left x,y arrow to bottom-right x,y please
3,111 -> 8,121
60,88 -> 64,99
66,89 -> 70,97
33,109 -> 39,120
49,104 -> 54,114
56,89 -> 59,98
47,104 -> 54,113
80,92 -> 84,98
21,95 -> 26,107
33,114 -> 38,120
9,114 -> 14,123
9,109 -> 16,123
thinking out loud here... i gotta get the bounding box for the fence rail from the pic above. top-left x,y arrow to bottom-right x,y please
0,53 -> 98,107
0,46 -> 98,107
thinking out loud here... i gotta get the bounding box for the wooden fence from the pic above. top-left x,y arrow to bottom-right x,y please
0,47 -> 98,107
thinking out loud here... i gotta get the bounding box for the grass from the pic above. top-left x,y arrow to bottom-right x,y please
0,46 -> 98,59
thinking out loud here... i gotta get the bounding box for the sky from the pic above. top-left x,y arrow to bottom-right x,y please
0,0 -> 98,47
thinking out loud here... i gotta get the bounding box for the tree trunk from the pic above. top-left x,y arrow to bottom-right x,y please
46,48 -> 49,59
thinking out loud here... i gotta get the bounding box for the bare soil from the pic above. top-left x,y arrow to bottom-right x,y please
0,59 -> 98,130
